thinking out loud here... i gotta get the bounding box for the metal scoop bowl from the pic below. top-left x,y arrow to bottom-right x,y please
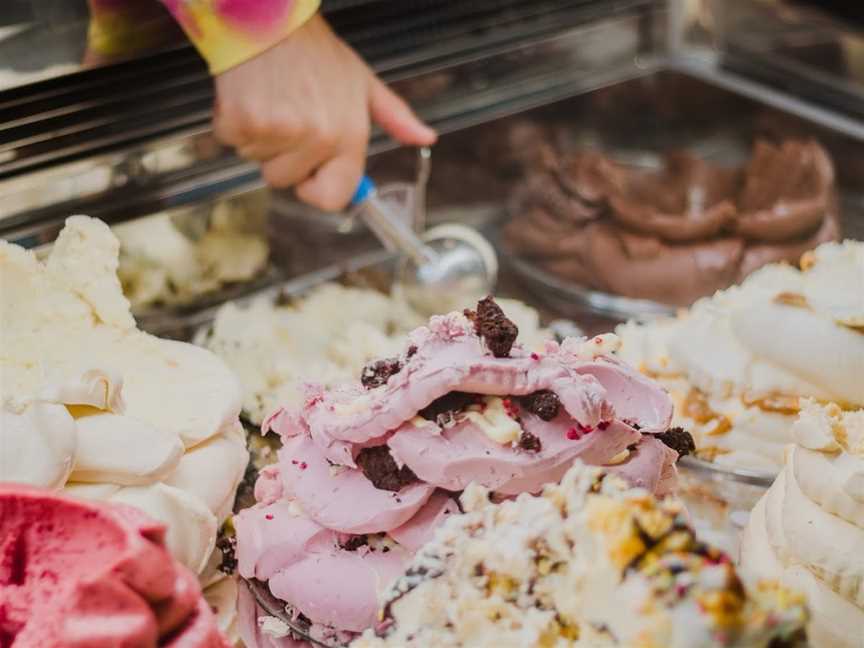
350,173 -> 497,316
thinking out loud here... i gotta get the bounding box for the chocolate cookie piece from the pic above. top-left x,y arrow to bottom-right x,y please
356,446 -> 418,492
656,427 -> 696,458
517,432 -> 542,452
361,357 -> 403,389
519,390 -> 561,421
216,534 -> 237,575
465,297 -> 519,358
419,392 -> 480,426
340,535 -> 369,552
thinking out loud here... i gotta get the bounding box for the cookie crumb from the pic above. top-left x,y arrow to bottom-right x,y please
419,392 -> 480,426
517,432 -> 542,452
340,535 -> 369,552
356,446 -> 418,491
216,534 -> 238,575
464,297 -> 519,358
656,427 -> 696,458
519,390 -> 560,421
361,357 -> 403,389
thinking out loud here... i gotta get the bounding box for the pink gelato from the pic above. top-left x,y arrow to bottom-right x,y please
0,484 -> 228,648
235,299 -> 685,644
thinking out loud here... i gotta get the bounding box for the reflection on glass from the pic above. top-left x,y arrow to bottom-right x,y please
0,0 -> 183,92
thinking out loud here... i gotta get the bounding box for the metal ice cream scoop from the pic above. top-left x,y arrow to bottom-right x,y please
350,169 -> 497,316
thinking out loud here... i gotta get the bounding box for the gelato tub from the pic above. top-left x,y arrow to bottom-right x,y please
493,70 -> 864,319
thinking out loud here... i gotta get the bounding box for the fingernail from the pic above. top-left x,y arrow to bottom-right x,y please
421,125 -> 438,143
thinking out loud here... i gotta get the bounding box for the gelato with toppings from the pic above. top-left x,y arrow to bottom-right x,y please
199,283 -> 550,425
741,400 -> 864,648
617,240 -> 864,472
505,139 -> 840,306
235,298 -> 688,643
0,484 -> 229,648
0,216 -> 249,637
354,462 -> 808,648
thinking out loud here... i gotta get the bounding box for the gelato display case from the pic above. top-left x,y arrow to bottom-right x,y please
3,0 -> 862,323
2,1 -> 863,647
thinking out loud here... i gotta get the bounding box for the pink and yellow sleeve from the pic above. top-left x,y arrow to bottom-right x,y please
87,0 -> 320,74
160,0 -> 321,74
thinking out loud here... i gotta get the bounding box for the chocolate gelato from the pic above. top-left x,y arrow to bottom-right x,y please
505,139 -> 841,306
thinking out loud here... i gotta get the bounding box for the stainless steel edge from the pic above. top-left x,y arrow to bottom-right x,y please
668,54 -> 864,141
506,253 -> 676,321
678,455 -> 776,488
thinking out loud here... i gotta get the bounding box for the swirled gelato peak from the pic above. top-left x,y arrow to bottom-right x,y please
741,400 -> 864,647
0,484 -> 229,648
236,298 -> 689,643
353,462 -> 808,648
617,239 -> 864,471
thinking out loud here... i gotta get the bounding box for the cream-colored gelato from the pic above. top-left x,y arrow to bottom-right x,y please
200,283 -> 551,425
0,216 -> 248,635
353,462 -> 807,648
114,193 -> 269,309
741,400 -> 864,648
617,240 -> 864,471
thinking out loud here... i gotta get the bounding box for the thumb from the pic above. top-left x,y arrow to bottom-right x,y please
369,75 -> 437,146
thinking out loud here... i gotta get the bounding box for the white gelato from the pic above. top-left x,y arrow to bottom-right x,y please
114,192 -> 269,309
0,215 -> 248,629
200,283 -> 551,425
353,463 -> 807,648
0,404 -> 77,489
741,400 -> 864,648
617,240 -> 864,471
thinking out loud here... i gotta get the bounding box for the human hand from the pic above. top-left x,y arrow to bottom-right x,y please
213,15 -> 437,211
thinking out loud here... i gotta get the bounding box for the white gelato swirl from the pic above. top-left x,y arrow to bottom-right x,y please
617,240 -> 864,470
0,403 -> 77,489
741,401 -> 864,647
70,412 -> 184,485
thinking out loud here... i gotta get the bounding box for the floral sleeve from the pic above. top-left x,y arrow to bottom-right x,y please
87,0 -> 320,74
160,0 -> 321,74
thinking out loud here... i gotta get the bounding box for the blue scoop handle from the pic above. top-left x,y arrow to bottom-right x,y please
351,175 -> 376,206
348,174 -> 433,266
